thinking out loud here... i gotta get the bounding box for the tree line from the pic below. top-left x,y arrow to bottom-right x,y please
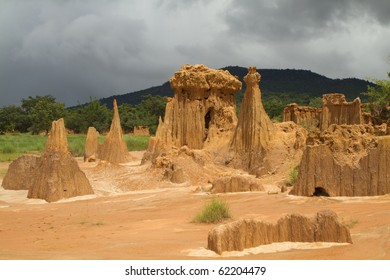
1,72 -> 388,135
0,95 -> 166,135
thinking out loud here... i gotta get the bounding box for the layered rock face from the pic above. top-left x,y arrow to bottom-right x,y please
2,155 -> 40,190
84,127 -> 99,162
98,99 -> 130,163
283,103 -> 321,128
28,118 -> 93,202
282,93 -> 364,131
212,175 -> 263,193
144,64 -> 242,160
291,125 -> 390,196
320,94 -> 362,130
208,210 -> 352,254
230,66 -> 275,173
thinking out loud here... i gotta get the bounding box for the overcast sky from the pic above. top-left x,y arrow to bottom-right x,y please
1,0 -> 390,107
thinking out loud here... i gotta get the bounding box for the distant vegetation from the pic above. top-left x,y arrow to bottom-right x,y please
193,198 -> 231,223
0,95 -> 166,135
97,67 -> 373,110
0,134 -> 149,162
363,72 -> 390,122
0,68 -> 377,134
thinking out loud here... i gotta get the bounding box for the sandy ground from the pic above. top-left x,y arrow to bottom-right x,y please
1,152 -> 390,260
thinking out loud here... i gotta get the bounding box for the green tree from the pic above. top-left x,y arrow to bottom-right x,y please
0,105 -> 29,133
308,97 -> 323,108
263,96 -> 285,120
118,103 -> 141,133
117,95 -> 167,135
21,95 -> 66,134
363,72 -> 390,121
65,98 -> 111,133
30,99 -> 66,134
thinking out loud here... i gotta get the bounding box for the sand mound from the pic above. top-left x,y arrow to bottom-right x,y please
2,155 -> 40,190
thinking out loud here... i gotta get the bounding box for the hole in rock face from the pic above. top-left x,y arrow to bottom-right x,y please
205,110 -> 212,130
313,187 -> 330,197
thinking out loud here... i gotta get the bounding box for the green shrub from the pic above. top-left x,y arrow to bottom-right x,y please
288,165 -> 299,186
193,198 -> 231,223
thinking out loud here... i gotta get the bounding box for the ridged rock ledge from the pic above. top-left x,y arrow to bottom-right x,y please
207,210 -> 352,255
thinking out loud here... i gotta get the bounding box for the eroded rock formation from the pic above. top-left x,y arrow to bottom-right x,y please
283,103 -> 321,128
230,66 -> 275,174
291,124 -> 390,196
2,155 -> 39,190
282,93 -> 364,131
98,99 -> 130,163
212,175 -> 263,193
321,94 -> 362,130
84,127 -> 99,162
28,118 -> 93,202
208,210 -> 352,254
144,64 -> 242,161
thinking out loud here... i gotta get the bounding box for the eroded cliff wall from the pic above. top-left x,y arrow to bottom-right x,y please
291,125 -> 390,196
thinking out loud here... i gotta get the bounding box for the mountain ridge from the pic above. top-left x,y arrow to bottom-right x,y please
99,66 -> 373,108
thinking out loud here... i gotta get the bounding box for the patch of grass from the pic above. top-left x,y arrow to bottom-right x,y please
0,133 -> 92,161
0,169 -> 8,178
0,133 -> 47,162
193,198 -> 231,224
96,134 -> 150,151
67,134 -> 86,157
124,135 -> 150,151
1,144 -> 16,154
287,165 -> 299,186
0,133 -> 150,161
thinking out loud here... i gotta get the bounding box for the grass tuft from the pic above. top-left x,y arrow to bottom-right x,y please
193,198 -> 231,224
287,165 -> 299,186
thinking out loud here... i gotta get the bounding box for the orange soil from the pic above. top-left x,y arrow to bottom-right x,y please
0,154 -> 390,260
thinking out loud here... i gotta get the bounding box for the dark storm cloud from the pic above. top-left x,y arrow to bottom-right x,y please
225,0 -> 390,42
0,0 -> 389,107
0,0 -> 153,106
222,0 -> 390,79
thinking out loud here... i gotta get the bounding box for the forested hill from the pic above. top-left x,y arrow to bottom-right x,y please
223,66 -> 373,101
99,66 -> 373,108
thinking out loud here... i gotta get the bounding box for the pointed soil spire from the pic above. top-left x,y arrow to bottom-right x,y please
231,66 -> 275,173
98,99 -> 130,163
28,118 -> 94,202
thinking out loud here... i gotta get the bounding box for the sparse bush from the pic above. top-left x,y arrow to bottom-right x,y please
193,198 -> 231,223
288,165 -> 299,186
